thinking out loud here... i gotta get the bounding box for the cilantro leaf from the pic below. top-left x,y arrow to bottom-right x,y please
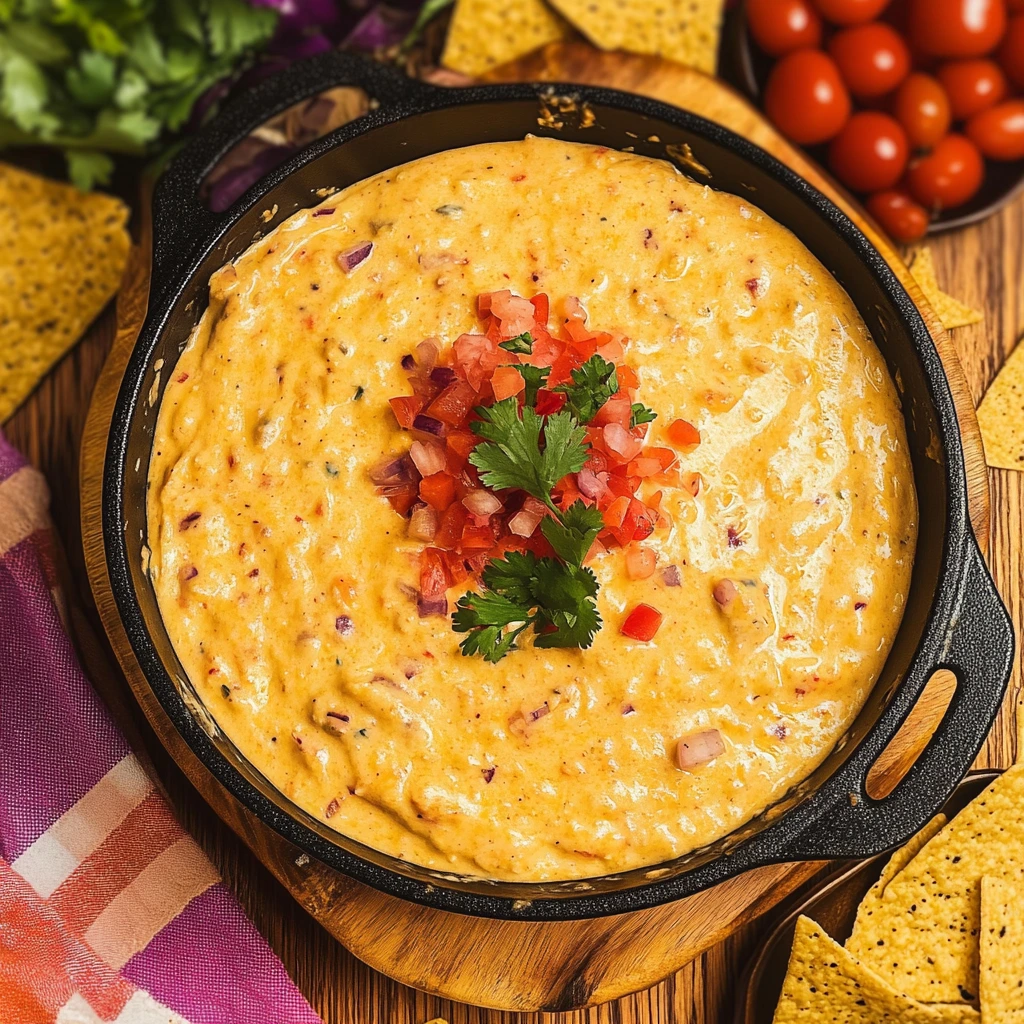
480,550 -> 540,606
630,402 -> 657,428
531,561 -> 601,650
555,354 -> 619,424
499,332 -> 533,355
511,363 -> 549,407
65,148 -> 114,190
470,400 -> 588,506
541,500 -> 604,566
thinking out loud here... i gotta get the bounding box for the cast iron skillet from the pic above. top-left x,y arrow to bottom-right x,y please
104,50 -> 1013,921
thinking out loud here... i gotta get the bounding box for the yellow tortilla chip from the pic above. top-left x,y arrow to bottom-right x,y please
846,764 -> 1024,1005
441,0 -> 570,77
546,0 -> 723,74
981,877 -> 1024,1023
908,247 -> 982,331
0,162 -> 129,422
773,916 -> 979,1023
978,336 -> 1024,471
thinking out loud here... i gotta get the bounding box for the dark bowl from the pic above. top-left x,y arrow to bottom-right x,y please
102,51 -> 1013,921
722,5 -> 1024,233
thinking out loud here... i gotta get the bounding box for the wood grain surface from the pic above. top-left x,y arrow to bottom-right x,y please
7,43 -> 1022,1024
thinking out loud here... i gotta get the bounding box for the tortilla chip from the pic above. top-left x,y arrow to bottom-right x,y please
0,162 -> 129,422
908,247 -> 982,331
981,877 -> 1024,1023
546,0 -> 723,74
846,764 -> 1024,1005
978,336 -> 1024,471
441,0 -> 570,77
773,916 -> 979,1023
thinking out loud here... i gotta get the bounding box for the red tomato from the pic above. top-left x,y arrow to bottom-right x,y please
828,112 -> 910,191
1011,0 -> 1024,10
667,418 -> 701,450
829,22 -> 911,97
966,100 -> 1024,160
866,189 -> 931,241
419,472 -> 456,511
906,134 -> 985,209
764,50 -> 852,144
893,73 -> 951,148
621,603 -> 664,642
937,59 -> 1009,119
999,15 -> 1024,89
747,0 -> 823,54
908,0 -> 1007,58
812,0 -> 890,25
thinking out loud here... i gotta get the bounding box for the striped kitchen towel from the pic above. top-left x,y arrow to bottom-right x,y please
0,433 -> 322,1024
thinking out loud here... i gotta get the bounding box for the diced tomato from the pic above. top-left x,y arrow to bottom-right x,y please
548,351 -> 577,387
461,521 -> 495,550
454,333 -> 502,390
616,364 -> 639,389
596,336 -> 625,363
530,293 -> 549,325
603,495 -> 631,531
477,292 -> 495,316
445,430 -> 476,471
667,418 -> 701,451
427,380 -> 477,427
389,396 -> 423,429
535,390 -> 567,416
383,482 -> 418,517
443,550 -> 471,585
420,472 -> 456,511
420,548 -> 451,597
628,457 -> 663,478
570,337 -> 598,362
529,332 -> 565,369
434,502 -> 466,549
491,365 -> 525,401
647,447 -> 677,470
626,545 -> 657,580
592,394 -> 632,428
463,550 -> 492,575
621,603 -> 663,642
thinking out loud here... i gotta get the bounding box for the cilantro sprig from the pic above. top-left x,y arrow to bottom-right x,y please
555,354 -> 619,423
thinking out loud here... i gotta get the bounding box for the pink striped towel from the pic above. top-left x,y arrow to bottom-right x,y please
0,431 -> 322,1024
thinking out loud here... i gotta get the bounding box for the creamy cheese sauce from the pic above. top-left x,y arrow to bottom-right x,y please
148,138 -> 917,881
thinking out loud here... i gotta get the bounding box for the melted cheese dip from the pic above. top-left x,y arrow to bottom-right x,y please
148,138 -> 917,881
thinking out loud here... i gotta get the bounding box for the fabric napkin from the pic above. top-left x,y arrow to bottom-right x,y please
0,432 -> 322,1024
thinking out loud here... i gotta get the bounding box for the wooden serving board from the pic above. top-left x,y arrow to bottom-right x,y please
79,45 -> 990,1013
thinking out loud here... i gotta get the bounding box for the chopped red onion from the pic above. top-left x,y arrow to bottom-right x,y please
324,711 -> 350,735
508,508 -> 542,538
463,489 -> 502,516
335,615 -> 354,637
527,703 -> 550,722
417,593 -> 448,618
401,353 -> 416,372
577,466 -> 609,500
416,339 -> 440,368
410,440 -> 446,477
482,767 -> 496,783
661,564 -> 682,587
622,703 -> 636,715
408,503 -> 439,542
430,366 -> 456,387
182,565 -> 199,581
675,729 -> 725,771
313,208 -> 335,217
337,241 -> 373,273
713,579 -> 739,610
325,797 -> 340,818
412,414 -> 445,436
179,511 -> 201,531
369,454 -> 415,486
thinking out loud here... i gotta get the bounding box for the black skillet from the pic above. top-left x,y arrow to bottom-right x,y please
102,50 -> 1013,921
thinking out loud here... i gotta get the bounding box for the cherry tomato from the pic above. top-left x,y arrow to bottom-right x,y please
747,0 -> 823,54
999,15 -> 1024,89
966,100 -> 1024,160
866,189 -> 930,241
937,59 -> 1009,119
829,112 -> 910,191
893,73 -> 951,148
908,0 -> 1007,58
906,134 -> 985,210
764,50 -> 853,144
812,0 -> 890,25
828,22 -> 911,97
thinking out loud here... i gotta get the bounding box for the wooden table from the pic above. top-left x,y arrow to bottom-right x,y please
7,150 -> 1023,1024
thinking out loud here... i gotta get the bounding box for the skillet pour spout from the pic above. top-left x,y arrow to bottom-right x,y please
102,50 -> 1013,921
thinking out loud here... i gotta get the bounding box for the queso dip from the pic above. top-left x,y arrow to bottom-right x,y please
147,137 -> 917,881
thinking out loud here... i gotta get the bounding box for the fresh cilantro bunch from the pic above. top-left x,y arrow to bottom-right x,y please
0,0 -> 279,189
453,344 -> 644,662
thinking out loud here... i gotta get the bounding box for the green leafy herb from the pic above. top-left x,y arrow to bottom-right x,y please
630,401 -> 657,428
469,399 -> 588,511
499,331 -> 533,355
555,354 -> 619,424
0,0 -> 279,189
510,363 -> 549,407
453,551 -> 601,663
400,0 -> 456,53
541,500 -> 604,566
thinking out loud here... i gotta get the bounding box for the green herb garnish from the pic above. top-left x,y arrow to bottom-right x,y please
499,331 -> 534,355
510,363 -> 549,407
630,402 -> 657,428
555,354 -> 619,424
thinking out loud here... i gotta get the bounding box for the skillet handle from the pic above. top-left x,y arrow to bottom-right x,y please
781,536 -> 1013,859
150,51 -> 432,280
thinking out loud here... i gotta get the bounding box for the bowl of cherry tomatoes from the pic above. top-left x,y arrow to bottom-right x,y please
729,0 -> 1024,240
